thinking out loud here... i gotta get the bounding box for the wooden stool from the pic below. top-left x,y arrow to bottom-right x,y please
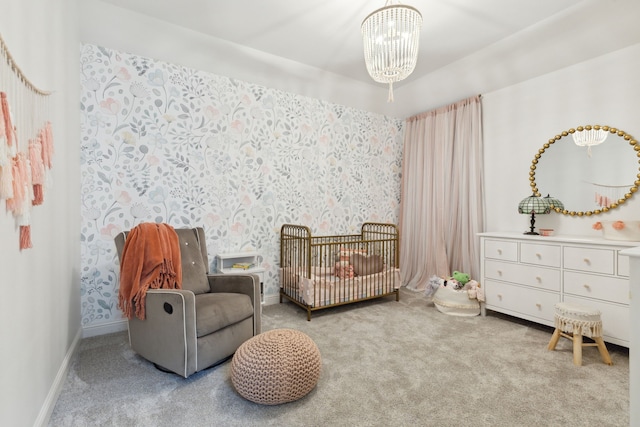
547,302 -> 613,366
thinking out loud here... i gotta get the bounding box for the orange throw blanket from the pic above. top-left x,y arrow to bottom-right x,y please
118,223 -> 182,320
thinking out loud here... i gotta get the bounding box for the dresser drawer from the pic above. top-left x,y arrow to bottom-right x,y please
618,251 -> 630,277
520,243 -> 560,267
484,259 -> 560,292
484,239 -> 517,262
563,295 -> 629,345
563,271 -> 629,305
484,279 -> 558,324
563,246 -> 614,275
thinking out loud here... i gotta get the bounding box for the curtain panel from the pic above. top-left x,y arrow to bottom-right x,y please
400,95 -> 484,291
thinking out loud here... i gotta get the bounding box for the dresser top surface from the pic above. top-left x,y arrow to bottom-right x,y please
479,231 -> 640,248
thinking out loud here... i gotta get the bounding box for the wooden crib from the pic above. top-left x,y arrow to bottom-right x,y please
279,222 -> 400,320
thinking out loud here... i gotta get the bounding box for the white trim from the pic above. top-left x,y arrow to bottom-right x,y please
263,294 -> 281,306
34,327 -> 82,427
82,319 -> 128,338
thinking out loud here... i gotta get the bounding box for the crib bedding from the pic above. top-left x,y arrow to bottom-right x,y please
281,266 -> 400,307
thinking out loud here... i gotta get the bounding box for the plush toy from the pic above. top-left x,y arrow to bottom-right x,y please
425,275 -> 444,298
452,271 -> 470,286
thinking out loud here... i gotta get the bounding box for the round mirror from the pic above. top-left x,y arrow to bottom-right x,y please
530,125 -> 640,216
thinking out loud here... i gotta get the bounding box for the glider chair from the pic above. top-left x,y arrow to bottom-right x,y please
114,226 -> 261,378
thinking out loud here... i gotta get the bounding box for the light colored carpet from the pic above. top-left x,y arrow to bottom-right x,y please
49,288 -> 629,426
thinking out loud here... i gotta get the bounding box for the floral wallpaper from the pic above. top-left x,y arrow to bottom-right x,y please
79,43 -> 404,329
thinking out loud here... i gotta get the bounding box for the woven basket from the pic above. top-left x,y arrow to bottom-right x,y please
432,286 -> 480,317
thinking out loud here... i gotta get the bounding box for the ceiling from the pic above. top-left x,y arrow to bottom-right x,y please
96,0 -> 640,113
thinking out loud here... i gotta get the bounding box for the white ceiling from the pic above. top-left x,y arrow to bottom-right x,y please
96,0 -> 640,113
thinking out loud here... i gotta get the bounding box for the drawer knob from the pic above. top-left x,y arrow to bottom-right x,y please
536,253 -> 541,259
583,284 -> 591,290
497,294 -> 503,300
535,276 -> 541,282
497,249 -> 503,255
497,270 -> 503,276
535,303 -> 541,309
583,258 -> 591,265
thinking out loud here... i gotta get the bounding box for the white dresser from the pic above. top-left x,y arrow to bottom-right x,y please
479,232 -> 637,347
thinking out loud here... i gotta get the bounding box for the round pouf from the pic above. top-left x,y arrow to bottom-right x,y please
230,329 -> 321,405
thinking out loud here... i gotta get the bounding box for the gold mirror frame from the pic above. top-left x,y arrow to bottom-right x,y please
530,125 -> 640,216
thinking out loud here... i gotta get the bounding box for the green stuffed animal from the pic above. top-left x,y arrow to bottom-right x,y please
452,271 -> 470,286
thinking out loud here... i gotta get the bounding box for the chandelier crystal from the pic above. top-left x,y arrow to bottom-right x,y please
361,1 -> 422,102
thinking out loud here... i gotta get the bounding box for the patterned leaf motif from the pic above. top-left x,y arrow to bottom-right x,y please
79,43 -> 404,328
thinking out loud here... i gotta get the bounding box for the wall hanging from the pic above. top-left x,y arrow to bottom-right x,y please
0,33 -> 54,250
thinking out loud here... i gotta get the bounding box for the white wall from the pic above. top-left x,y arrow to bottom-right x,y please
483,43 -> 640,237
0,1 -> 81,426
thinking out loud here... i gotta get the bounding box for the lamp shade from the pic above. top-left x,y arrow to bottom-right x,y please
518,194 -> 551,215
544,194 -> 564,211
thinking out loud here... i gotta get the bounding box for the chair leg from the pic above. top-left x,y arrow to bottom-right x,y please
572,332 -> 583,366
548,328 -> 561,351
594,337 -> 613,366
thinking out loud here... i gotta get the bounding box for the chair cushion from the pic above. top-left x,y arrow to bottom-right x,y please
195,293 -> 254,337
175,229 -> 210,295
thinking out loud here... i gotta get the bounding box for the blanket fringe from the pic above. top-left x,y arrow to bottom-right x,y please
555,314 -> 602,338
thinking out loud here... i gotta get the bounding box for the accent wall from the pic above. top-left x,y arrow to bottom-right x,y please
79,44 -> 404,332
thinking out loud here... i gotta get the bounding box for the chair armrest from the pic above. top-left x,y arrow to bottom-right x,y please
207,273 -> 261,334
127,289 -> 198,377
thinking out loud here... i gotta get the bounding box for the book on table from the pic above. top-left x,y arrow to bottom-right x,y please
232,262 -> 254,270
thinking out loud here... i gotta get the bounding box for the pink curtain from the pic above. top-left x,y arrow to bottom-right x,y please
400,95 -> 484,291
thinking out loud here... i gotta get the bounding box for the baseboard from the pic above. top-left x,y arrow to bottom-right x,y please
34,326 -> 82,427
263,294 -> 281,306
82,319 -> 128,338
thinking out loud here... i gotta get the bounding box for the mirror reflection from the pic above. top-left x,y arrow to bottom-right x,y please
530,126 -> 640,216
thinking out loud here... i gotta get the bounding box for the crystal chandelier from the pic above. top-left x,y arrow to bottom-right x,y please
572,125 -> 608,157
361,0 -> 422,102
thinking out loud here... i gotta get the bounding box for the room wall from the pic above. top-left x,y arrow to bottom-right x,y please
79,0 -> 401,118
483,43 -> 640,237
79,44 -> 403,335
0,1 -> 81,426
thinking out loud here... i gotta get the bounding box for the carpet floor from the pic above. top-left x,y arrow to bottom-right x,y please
48,288 -> 629,426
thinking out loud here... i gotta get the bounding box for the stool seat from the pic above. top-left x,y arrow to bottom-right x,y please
547,302 -> 612,366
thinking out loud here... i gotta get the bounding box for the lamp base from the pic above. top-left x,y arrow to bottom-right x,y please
525,212 -> 539,235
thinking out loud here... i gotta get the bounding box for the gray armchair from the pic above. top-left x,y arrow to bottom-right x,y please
114,227 -> 261,378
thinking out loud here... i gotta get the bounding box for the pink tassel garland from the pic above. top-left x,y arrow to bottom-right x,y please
0,94 -> 5,142
41,122 -> 54,170
29,138 -> 45,185
1,92 -> 14,146
0,164 -> 13,199
32,184 -> 43,205
20,225 -> 32,250
29,138 -> 45,205
6,153 -> 30,215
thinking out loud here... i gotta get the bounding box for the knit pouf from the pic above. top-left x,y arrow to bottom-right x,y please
230,329 -> 321,405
